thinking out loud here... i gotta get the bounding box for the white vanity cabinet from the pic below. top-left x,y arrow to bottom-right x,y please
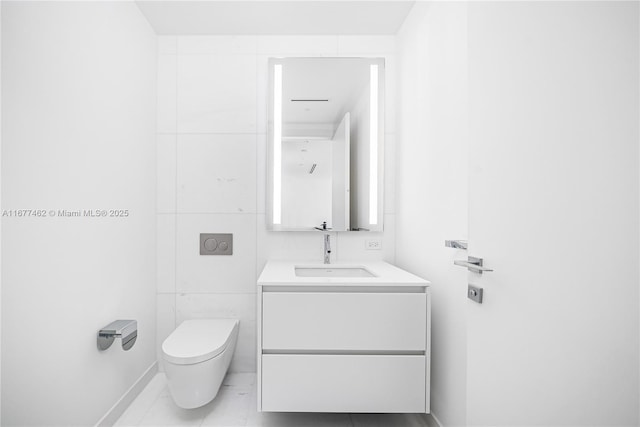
257,261 -> 431,414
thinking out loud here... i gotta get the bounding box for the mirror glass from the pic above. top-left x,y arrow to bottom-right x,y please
266,57 -> 385,231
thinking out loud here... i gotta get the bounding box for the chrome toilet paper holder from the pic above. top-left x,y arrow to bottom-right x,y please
97,320 -> 137,351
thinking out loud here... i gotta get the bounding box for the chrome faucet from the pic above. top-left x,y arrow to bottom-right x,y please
315,222 -> 332,264
324,234 -> 331,264
315,221 -> 330,231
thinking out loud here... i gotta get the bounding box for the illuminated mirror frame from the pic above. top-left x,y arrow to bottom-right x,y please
266,57 -> 384,232
369,63 -> 379,226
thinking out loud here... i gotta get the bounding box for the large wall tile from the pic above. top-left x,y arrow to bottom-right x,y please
177,134 -> 256,214
384,133 -> 396,215
176,293 -> 257,372
176,214 -> 257,293
157,214 -> 176,293
256,36 -> 338,56
177,54 -> 257,133
382,55 -> 396,134
256,56 -> 269,135
156,294 -> 176,372
157,55 -> 177,133
157,134 -> 176,213
335,214 -> 395,263
158,36 -> 177,55
256,134 -> 267,215
256,215 -> 333,273
178,36 -> 257,55
337,36 -> 396,55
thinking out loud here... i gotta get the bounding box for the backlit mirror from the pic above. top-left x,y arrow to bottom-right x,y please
266,57 -> 385,231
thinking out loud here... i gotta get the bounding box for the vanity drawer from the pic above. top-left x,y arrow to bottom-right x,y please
261,354 -> 426,413
262,292 -> 426,351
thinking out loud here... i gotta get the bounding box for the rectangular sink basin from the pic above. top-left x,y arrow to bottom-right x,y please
295,266 -> 375,278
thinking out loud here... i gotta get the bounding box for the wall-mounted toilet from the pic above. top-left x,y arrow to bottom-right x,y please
162,318 -> 239,409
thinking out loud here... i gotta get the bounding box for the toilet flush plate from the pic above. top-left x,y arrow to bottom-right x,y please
200,233 -> 233,255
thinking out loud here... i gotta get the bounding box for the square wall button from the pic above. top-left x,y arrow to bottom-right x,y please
200,233 -> 233,255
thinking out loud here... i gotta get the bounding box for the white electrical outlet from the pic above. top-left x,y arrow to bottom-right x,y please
366,239 -> 382,250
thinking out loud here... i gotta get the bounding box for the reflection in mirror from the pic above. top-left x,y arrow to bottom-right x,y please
267,57 -> 384,231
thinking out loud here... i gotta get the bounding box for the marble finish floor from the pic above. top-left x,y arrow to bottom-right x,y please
115,373 -> 428,427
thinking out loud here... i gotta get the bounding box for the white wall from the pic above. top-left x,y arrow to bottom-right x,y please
396,3 -> 469,426
1,2 -> 157,425
156,35 -> 397,372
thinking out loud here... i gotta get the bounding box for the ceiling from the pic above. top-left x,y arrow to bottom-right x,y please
135,1 -> 415,35
282,58 -> 370,127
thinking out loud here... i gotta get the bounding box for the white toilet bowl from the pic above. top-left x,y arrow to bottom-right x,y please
162,318 -> 239,409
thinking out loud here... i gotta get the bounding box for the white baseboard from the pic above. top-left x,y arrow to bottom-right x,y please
421,412 -> 444,427
95,361 -> 158,427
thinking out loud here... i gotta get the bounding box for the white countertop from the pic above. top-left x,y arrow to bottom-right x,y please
258,260 -> 430,286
